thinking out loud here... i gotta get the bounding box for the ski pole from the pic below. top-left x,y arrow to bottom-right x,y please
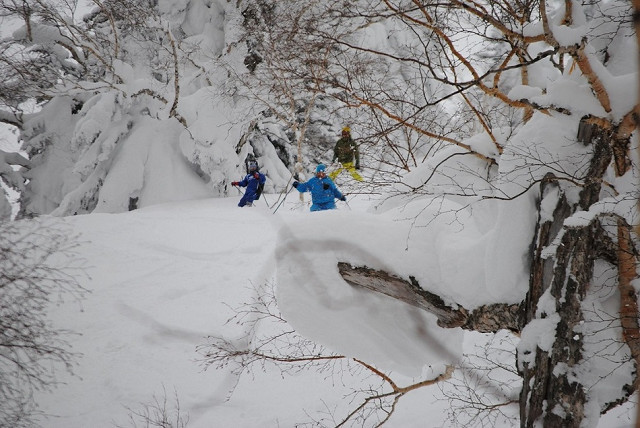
341,196 -> 352,211
274,176 -> 291,205
273,184 -> 295,214
339,191 -> 382,195
272,173 -> 294,210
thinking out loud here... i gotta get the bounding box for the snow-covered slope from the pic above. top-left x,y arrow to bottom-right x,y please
33,195 -> 456,427
30,192 -> 637,427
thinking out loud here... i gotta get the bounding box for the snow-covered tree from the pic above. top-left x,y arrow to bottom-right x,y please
0,148 -> 29,220
0,0 -> 300,217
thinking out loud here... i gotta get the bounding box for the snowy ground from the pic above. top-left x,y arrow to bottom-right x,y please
34,194 -> 447,427
32,192 -> 637,427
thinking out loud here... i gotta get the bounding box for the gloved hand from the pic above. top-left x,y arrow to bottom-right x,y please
292,181 -> 299,188
340,195 -> 346,201
355,164 -> 360,170
253,172 -> 260,179
231,181 -> 239,186
323,183 -> 330,190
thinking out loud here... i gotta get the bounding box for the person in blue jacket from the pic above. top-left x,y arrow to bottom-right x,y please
293,164 -> 346,211
231,160 -> 266,207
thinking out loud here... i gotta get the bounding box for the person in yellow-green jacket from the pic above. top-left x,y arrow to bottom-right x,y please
330,127 -> 363,181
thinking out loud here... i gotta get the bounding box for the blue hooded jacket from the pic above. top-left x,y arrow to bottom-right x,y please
295,175 -> 343,211
236,171 -> 266,207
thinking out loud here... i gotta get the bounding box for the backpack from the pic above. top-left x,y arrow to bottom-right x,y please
255,182 -> 264,200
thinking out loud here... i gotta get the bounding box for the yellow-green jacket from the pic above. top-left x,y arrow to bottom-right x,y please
333,136 -> 360,168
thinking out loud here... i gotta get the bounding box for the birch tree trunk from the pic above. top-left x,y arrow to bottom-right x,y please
519,122 -> 631,427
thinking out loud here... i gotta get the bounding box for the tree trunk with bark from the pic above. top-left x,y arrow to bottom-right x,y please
520,222 -> 596,427
519,116 -> 638,427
